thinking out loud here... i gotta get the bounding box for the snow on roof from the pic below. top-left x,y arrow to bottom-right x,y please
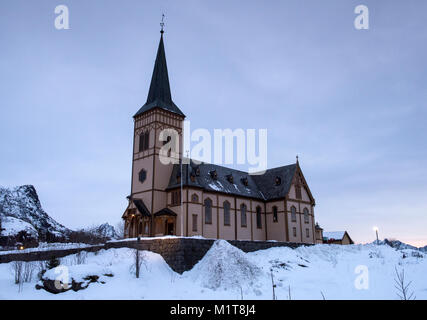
323,231 -> 346,240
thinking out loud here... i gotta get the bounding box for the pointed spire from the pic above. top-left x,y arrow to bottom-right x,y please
134,19 -> 185,118
145,32 -> 172,106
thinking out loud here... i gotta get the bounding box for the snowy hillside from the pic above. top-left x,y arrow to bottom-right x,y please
0,185 -> 69,241
84,223 -> 120,240
1,241 -> 426,300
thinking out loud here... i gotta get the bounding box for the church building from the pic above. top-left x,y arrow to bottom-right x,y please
122,29 -> 317,244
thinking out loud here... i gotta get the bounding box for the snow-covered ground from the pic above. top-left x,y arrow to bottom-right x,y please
0,240 -> 426,300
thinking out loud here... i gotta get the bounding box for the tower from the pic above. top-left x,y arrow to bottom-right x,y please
123,28 -> 185,238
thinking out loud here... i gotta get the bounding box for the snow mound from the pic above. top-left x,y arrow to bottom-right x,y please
187,240 -> 261,290
42,263 -> 113,283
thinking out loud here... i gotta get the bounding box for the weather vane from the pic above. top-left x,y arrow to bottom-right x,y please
160,14 -> 165,33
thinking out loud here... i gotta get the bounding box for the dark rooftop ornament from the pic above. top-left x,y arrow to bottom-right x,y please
209,170 -> 218,179
160,13 -> 165,34
241,177 -> 248,186
226,174 -> 234,184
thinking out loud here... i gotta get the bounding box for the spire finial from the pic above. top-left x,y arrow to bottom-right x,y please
160,14 -> 165,34
296,154 -> 299,164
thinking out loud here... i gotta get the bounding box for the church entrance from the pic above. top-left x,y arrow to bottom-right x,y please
166,221 -> 174,235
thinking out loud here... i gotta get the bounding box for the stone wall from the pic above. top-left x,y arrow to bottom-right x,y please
0,238 -> 310,274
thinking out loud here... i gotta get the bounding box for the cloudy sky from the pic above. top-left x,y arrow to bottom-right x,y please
1,0 -> 426,246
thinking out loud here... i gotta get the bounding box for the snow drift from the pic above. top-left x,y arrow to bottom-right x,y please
187,240 -> 261,290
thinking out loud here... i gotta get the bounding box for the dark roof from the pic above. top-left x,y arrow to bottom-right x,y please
134,33 -> 185,118
154,208 -> 177,217
166,159 -> 297,201
133,199 -> 151,217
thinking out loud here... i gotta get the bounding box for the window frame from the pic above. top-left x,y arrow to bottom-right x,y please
303,208 -> 310,224
240,204 -> 247,227
272,206 -> 278,223
204,198 -> 212,224
256,206 -> 262,229
291,206 -> 297,222
223,201 -> 231,226
192,214 -> 198,232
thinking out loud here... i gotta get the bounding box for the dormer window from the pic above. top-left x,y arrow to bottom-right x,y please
226,174 -> 234,183
195,167 -> 200,176
190,173 -> 196,182
275,176 -> 281,186
176,173 -> 181,184
209,170 -> 217,179
241,177 -> 248,186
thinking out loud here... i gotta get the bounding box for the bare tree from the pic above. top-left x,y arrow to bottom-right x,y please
288,285 -> 292,300
23,262 -> 35,283
74,251 -> 87,265
394,266 -> 416,300
115,220 -> 125,239
12,261 -> 23,285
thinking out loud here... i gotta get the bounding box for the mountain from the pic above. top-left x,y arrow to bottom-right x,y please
85,223 -> 120,240
0,185 -> 70,242
374,238 -> 424,251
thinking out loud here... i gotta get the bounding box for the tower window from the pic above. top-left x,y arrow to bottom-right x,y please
171,190 -> 181,206
275,176 -> 281,186
139,131 -> 150,152
139,169 -> 147,183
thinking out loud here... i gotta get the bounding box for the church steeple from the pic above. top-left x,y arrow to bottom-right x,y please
134,27 -> 185,118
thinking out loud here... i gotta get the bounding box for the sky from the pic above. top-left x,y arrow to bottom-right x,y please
0,0 -> 426,246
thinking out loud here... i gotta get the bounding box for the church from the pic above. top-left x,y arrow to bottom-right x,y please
122,29 -> 317,244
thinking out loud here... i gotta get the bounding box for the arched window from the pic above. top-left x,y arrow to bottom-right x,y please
256,206 -> 262,229
240,204 -> 247,227
139,131 -> 150,152
144,131 -> 149,150
291,206 -> 297,222
304,208 -> 309,224
223,201 -> 231,226
204,198 -> 212,224
138,221 -> 143,235
273,206 -> 278,223
191,193 -> 199,203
